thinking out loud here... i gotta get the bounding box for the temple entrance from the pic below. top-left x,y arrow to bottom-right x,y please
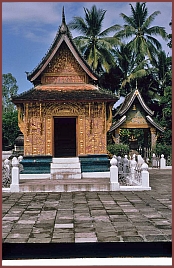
54,117 -> 76,157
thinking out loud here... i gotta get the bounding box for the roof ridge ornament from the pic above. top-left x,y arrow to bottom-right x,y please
135,80 -> 139,95
60,6 -> 68,34
62,6 -> 65,24
136,79 -> 138,89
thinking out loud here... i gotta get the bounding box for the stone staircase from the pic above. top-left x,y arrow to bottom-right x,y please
18,178 -> 110,192
50,157 -> 82,180
18,157 -> 110,192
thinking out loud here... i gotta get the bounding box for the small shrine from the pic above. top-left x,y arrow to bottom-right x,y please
109,88 -> 164,152
12,9 -> 118,175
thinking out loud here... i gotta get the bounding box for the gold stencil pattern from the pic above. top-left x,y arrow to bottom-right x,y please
18,101 -> 108,156
42,43 -> 87,84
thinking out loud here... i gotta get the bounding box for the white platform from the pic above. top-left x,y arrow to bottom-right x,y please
20,174 -> 51,180
82,172 -> 110,179
51,157 -> 82,179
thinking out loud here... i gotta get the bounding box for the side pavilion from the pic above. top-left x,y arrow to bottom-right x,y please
109,88 -> 164,154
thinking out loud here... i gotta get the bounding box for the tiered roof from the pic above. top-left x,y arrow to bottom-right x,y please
12,84 -> 117,103
109,89 -> 164,132
12,8 -> 118,104
113,89 -> 154,118
27,8 -> 97,84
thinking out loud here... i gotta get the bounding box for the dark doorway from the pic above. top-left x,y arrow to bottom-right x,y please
54,117 -> 76,157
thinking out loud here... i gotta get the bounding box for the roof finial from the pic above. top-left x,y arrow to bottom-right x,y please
136,79 -> 137,90
62,6 -> 65,24
60,6 -> 67,34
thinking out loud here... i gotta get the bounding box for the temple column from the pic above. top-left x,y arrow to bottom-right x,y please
114,128 -> 120,144
150,127 -> 157,149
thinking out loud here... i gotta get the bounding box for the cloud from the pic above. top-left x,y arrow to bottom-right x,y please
2,2 -> 60,24
2,2 -> 172,49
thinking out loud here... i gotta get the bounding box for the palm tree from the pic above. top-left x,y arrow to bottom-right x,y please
114,44 -> 149,92
154,51 -> 172,94
68,5 -> 121,74
115,2 -> 168,64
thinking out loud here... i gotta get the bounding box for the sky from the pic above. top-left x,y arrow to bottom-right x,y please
2,2 -> 172,94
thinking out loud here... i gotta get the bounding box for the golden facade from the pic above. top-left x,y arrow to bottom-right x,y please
17,101 -> 113,156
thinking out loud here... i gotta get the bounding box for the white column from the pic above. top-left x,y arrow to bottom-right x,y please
130,154 -> 137,184
110,155 -> 119,190
10,157 -> 20,192
160,154 -> 166,169
141,162 -> 149,187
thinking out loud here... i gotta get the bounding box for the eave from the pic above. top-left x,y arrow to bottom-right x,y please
109,114 -> 165,133
113,89 -> 154,118
146,116 -> 165,132
109,116 -> 126,132
12,85 -> 118,104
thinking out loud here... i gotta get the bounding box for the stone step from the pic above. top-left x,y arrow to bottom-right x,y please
52,173 -> 81,180
52,157 -> 80,164
51,163 -> 81,169
19,178 -> 110,192
51,168 -> 81,174
51,157 -> 82,180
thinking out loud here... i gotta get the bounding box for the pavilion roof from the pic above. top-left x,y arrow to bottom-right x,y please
109,115 -> 164,132
12,84 -> 118,104
113,89 -> 154,118
109,88 -> 164,133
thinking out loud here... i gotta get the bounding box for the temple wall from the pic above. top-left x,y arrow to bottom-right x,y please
18,102 -> 111,156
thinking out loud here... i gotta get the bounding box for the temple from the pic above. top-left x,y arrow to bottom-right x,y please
12,9 -> 118,176
109,88 -> 164,152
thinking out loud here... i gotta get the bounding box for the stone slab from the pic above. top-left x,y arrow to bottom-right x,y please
75,237 -> 98,243
54,223 -> 74,228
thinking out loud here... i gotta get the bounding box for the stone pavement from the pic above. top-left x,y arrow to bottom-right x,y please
2,169 -> 172,243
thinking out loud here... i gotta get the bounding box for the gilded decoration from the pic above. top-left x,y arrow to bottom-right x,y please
42,43 -> 87,84
121,108 -> 149,128
78,115 -> 86,155
20,102 -> 46,155
19,101 -> 108,156
106,104 -> 113,131
85,102 -> 107,154
17,105 -> 25,134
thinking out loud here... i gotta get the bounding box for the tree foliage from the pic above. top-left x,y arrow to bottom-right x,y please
167,20 -> 172,48
2,73 -> 19,149
115,2 -> 167,64
2,110 -> 19,150
2,73 -> 18,113
68,5 -> 121,73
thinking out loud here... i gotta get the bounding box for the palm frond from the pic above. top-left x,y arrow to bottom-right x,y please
120,13 -> 135,28
115,25 -> 136,38
121,68 -> 147,88
68,17 -> 88,35
146,26 -> 168,40
99,24 -> 122,37
145,35 -> 162,50
142,11 -> 161,29
99,36 -> 122,47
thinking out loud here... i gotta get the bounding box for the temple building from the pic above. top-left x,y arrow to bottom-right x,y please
109,88 -> 164,154
12,9 -> 118,177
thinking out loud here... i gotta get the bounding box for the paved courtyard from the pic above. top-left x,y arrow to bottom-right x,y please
2,169 -> 172,244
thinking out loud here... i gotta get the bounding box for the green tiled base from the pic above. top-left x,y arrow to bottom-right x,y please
79,154 -> 110,172
20,156 -> 52,174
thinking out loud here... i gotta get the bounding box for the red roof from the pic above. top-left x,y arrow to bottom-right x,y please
12,84 -> 118,104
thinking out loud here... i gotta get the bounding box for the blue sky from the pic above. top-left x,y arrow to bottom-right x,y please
2,2 -> 172,94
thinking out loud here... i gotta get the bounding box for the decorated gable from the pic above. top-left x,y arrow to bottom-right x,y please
121,103 -> 149,128
41,42 -> 88,84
